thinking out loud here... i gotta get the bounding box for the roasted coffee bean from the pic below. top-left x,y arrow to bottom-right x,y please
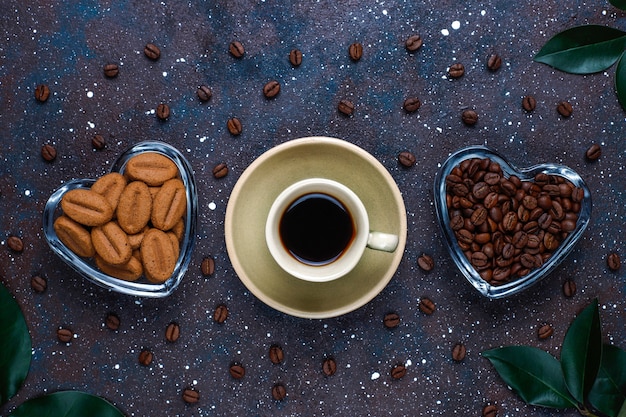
557,101 -> 573,117
522,95 -> 536,112
419,297 -> 435,314
138,349 -> 153,366
338,99 -> 355,116
105,313 -> 120,330
322,357 -> 337,376
103,63 -> 119,78
156,103 -> 170,120
471,252 -> 489,268
7,236 -> 24,252
213,304 -> 229,323
448,63 -> 465,78
263,80 -> 280,98
182,387 -> 199,404
229,362 -> 245,379
607,252 -> 621,271
390,363 -> 407,379
229,41 -> 244,58
585,143 -> 601,160
405,34 -> 423,51
452,343 -> 466,362
269,344 -> 284,364
201,256 -> 215,276
41,144 -> 57,161
348,42 -> 363,61
212,163 -> 228,179
289,49 -> 303,66
403,97 -> 421,112
398,151 -> 416,167
197,85 -> 212,102
462,109 -> 478,126
272,383 -> 286,401
165,322 -> 180,342
487,54 -> 502,71
563,279 -> 577,297
482,404 -> 498,417
92,134 -> 106,150
35,84 -> 50,102
383,312 -> 400,328
57,327 -> 73,343
144,43 -> 160,60
417,254 -> 434,271
227,117 -> 242,135
31,275 -> 47,293
538,323 -> 554,339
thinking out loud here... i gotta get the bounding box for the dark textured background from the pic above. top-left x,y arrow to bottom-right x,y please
1,1 -> 624,416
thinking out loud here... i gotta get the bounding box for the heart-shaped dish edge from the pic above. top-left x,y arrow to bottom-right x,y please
434,145 -> 592,299
42,141 -> 198,298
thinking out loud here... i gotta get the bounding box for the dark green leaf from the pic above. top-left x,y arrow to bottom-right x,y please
534,25 -> 626,74
589,344 -> 626,417
9,391 -> 125,417
609,0 -> 626,11
618,399 -> 626,417
561,299 -> 602,404
615,53 -> 626,112
0,283 -> 32,406
482,346 -> 577,408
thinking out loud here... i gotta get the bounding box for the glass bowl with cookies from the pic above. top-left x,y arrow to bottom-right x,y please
43,141 -> 198,297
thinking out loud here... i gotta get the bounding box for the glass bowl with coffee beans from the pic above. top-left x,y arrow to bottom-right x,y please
43,141 -> 198,297
434,145 -> 591,299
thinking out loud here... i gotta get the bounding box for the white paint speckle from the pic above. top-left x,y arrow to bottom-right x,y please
162,71 -> 168,77
208,202 -> 216,210
371,372 -> 380,380
87,91 -> 93,98
441,29 -> 450,36
451,21 -> 461,30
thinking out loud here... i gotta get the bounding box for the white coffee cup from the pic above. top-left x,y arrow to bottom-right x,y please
265,178 -> 399,282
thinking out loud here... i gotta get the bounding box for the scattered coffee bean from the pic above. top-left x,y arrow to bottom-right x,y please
263,80 -> 280,98
486,54 -> 502,71
213,304 -> 229,323
452,343 -> 466,362
448,63 -> 465,78
57,327 -> 73,343
197,85 -> 212,102
144,43 -> 160,60
557,101 -> 573,117
227,117 -> 242,135
405,34 -> 423,52
7,236 -> 24,252
105,312 -> 120,330
417,254 -> 434,271
138,349 -> 153,366
35,84 -> 50,102
156,103 -> 170,120
383,312 -> 400,328
585,143 -> 601,161
289,49 -> 303,66
322,357 -> 337,376
462,109 -> 478,126
212,163 -> 228,179
165,322 -> 180,342
182,387 -> 200,404
390,363 -> 406,379
398,151 -> 416,167
103,63 -> 119,78
31,275 -> 47,293
41,144 -> 57,161
271,383 -> 286,401
607,252 -> 621,271
482,404 -> 498,417
268,344 -> 284,364
229,41 -> 245,58
338,99 -> 354,116
538,323 -> 554,339
403,97 -> 421,113
201,256 -> 215,276
419,297 -> 435,314
563,279 -> 577,297
348,42 -> 363,61
522,95 -> 537,112
92,134 -> 106,150
229,362 -> 245,379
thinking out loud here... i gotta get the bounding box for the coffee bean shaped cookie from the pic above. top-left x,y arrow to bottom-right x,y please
125,152 -> 178,186
117,181 -> 152,234
91,221 -> 132,265
95,254 -> 143,281
91,172 -> 127,212
53,215 -> 95,258
141,228 -> 177,283
152,178 -> 187,231
61,188 -> 114,226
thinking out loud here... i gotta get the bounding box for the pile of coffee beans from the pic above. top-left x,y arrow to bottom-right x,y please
445,157 -> 584,286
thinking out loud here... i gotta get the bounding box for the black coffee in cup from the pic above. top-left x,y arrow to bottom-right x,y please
279,193 -> 355,265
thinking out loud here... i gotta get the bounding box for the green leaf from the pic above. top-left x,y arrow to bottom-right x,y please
618,399 -> 626,417
534,25 -> 626,74
616,53 -> 626,112
482,346 -> 578,408
9,391 -> 125,417
0,283 -> 32,406
561,299 -> 602,404
609,0 -> 626,11
589,344 -> 626,417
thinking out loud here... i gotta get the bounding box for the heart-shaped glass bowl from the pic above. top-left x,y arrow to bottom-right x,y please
42,141 -> 198,298
434,145 -> 592,299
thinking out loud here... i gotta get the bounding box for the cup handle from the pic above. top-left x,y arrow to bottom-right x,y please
367,232 -> 399,253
